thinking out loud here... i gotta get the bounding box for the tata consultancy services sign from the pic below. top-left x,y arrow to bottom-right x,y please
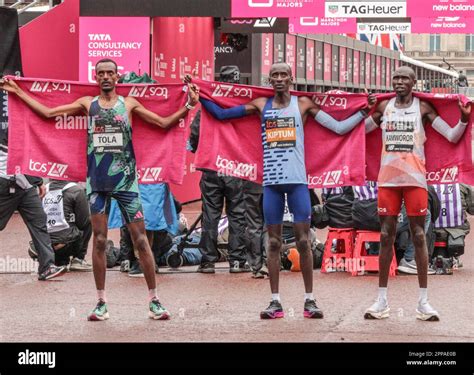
79,17 -> 150,83
325,1 -> 407,18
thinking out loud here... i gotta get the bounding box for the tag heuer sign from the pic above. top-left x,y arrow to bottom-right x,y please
325,1 -> 407,18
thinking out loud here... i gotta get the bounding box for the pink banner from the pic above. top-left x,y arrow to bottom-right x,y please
6,78 -> 189,185
261,33 -> 274,77
232,0 -> 324,18
376,56 -> 382,87
407,0 -> 474,17
306,39 -> 315,82
290,17 -> 356,33
366,93 -> 474,185
324,44 -> 332,82
353,50 -> 360,85
20,0 -> 79,81
365,54 -> 371,87
286,34 -> 296,75
151,17 -> 215,202
79,17 -> 150,84
194,79 -> 368,188
339,47 -> 347,84
411,16 -> 474,33
152,17 -> 214,84
386,59 -> 391,87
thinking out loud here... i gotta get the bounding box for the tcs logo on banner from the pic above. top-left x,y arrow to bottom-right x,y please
128,86 -> 169,99
312,95 -> 348,109
211,84 -> 252,99
30,82 -> 71,94
426,166 -> 459,183
307,167 -> 349,187
138,167 -> 163,182
29,159 -> 68,178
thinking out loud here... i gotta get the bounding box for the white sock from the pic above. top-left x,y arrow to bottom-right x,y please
148,289 -> 158,301
304,293 -> 314,301
97,290 -> 106,302
271,293 -> 281,302
378,287 -> 387,303
419,288 -> 428,304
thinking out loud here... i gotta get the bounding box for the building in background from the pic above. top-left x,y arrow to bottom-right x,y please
403,34 -> 474,89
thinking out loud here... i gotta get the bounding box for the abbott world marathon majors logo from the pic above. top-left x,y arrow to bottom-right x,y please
247,0 -> 312,8
307,167 -> 348,187
325,1 -> 407,18
426,166 -> 459,183
29,160 -> 68,178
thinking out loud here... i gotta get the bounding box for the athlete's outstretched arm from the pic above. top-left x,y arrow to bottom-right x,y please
200,98 -> 260,120
0,77 -> 88,118
128,83 -> 199,129
304,96 -> 368,135
422,99 -> 471,143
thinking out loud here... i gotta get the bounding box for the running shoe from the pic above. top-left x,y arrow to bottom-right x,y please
260,300 -> 284,319
69,258 -> 92,272
416,302 -> 440,321
304,299 -> 324,319
128,260 -> 144,278
148,298 -> 170,320
229,262 -> 251,273
197,262 -> 215,274
364,299 -> 390,319
38,264 -> 67,281
87,299 -> 109,321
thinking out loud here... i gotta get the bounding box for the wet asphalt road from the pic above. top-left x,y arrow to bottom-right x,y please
0,212 -> 473,342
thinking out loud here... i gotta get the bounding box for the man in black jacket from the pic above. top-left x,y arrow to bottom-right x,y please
41,179 -> 92,271
188,66 -> 249,274
0,91 -> 66,280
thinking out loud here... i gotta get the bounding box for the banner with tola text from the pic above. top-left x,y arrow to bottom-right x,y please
195,79 -> 368,189
6,77 -> 188,185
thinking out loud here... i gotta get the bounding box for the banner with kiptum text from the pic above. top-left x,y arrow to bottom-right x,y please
6,77 -> 189,185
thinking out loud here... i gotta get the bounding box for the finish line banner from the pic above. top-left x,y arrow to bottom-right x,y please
6,77 -> 189,185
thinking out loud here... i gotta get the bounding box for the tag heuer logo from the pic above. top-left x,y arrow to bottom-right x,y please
328,5 -> 338,13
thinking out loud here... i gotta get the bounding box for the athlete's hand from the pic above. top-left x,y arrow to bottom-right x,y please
458,98 -> 472,123
365,88 -> 377,111
187,83 -> 199,106
0,77 -> 20,94
184,69 -> 199,85
38,185 -> 46,199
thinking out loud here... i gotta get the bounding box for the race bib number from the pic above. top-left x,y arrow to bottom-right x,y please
384,120 -> 415,152
93,123 -> 124,153
265,117 -> 296,149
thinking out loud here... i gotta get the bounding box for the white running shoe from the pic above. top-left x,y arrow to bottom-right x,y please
364,299 -> 390,320
416,302 -> 440,321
